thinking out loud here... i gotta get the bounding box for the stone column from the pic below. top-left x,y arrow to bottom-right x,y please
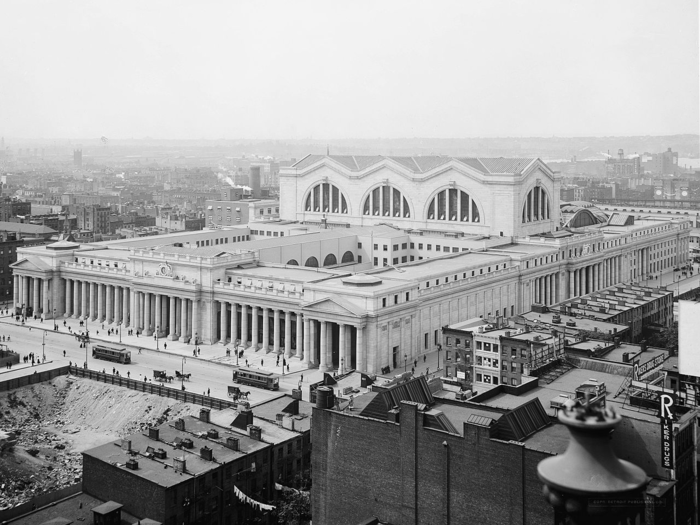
123,287 -> 130,326
339,323 -> 346,373
106,285 -> 113,324
74,280 -> 81,318
240,304 -> 249,347
251,306 -> 259,349
81,281 -> 88,319
309,321 -> 317,366
154,293 -> 161,336
132,290 -> 139,331
262,307 -> 270,351
319,321 -> 328,371
273,309 -> 281,354
22,276 -> 29,309
303,317 -> 311,365
33,277 -> 40,313
144,292 -> 152,336
88,282 -> 95,320
174,297 -> 181,339
13,275 -> 18,308
192,299 -> 199,344
219,300 -> 227,344
296,313 -> 303,359
65,278 -> 72,316
169,296 -> 177,340
356,325 -> 365,373
180,299 -> 189,342
98,283 -> 105,322
231,301 -> 238,344
284,311 -> 292,358
113,286 -> 121,324
42,278 -> 50,316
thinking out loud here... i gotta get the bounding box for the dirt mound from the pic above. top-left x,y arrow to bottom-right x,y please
0,376 -> 202,509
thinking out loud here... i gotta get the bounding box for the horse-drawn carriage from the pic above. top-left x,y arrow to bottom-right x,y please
153,370 -> 173,383
175,370 -> 191,381
227,386 -> 250,401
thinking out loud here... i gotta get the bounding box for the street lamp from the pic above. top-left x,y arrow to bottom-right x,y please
437,344 -> 442,370
181,357 -> 186,390
538,402 -> 647,524
156,325 -> 159,350
404,353 -> 407,372
42,331 -> 47,363
118,322 -> 122,343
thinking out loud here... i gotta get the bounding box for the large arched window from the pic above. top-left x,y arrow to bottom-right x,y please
341,251 -> 354,263
362,185 -> 411,218
522,186 -> 551,223
305,182 -> 349,214
426,188 -> 481,223
323,253 -> 337,267
305,256 -> 319,268
286,259 -> 299,266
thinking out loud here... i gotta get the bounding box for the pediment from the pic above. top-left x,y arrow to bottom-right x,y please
303,296 -> 364,318
11,258 -> 50,272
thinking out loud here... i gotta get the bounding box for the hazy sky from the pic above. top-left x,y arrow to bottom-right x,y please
1,0 -> 698,140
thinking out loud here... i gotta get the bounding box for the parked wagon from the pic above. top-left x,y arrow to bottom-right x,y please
232,368 -> 279,390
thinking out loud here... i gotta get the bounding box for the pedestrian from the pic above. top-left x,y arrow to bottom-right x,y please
261,359 -> 264,367
112,367 -> 115,374
301,373 -> 304,382
412,366 -> 415,374
102,323 -> 104,330
63,350 -> 66,357
127,371 -> 130,378
96,330 -> 99,335
164,343 -> 167,350
287,364 -> 290,373
414,359 -> 417,368
193,349 -> 197,357
63,320 -> 66,327
207,388 -> 210,396
154,334 -> 157,341
138,348 -> 142,354
423,355 -> 426,363
197,348 -> 200,355
245,359 -> 248,367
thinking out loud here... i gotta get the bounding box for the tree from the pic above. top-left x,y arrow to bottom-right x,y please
272,470 -> 311,525
648,322 -> 678,356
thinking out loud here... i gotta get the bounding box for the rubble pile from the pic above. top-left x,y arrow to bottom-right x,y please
0,376 -> 201,510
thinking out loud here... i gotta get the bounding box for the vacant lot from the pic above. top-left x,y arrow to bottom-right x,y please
0,376 -> 201,509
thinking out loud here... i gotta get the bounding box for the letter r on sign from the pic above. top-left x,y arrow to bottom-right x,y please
660,394 -> 674,420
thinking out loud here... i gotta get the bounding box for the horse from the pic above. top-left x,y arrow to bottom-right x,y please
166,375 -> 174,383
238,391 -> 251,400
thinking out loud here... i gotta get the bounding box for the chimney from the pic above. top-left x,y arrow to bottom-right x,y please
232,408 -> 254,430
121,439 -> 131,452
173,456 -> 186,473
125,458 -> 139,470
174,418 -> 185,431
250,166 -> 261,198
640,340 -> 647,353
276,413 -> 285,427
200,446 -> 213,461
225,437 -> 240,451
148,427 -> 159,441
206,428 -> 219,439
315,386 -> 334,409
200,408 -> 210,423
248,424 -> 262,441
387,407 -> 400,423
154,448 -> 167,459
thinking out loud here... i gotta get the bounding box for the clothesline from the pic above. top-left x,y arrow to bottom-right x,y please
233,485 -> 275,512
275,482 -> 310,497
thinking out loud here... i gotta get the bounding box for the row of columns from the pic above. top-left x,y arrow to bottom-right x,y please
568,256 -> 624,298
14,275 -> 53,317
533,272 -> 559,306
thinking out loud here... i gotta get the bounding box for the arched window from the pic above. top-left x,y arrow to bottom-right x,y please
522,186 -> 551,223
286,259 -> 299,266
362,185 -> 411,218
305,256 -> 319,268
305,182 -> 349,214
426,188 -> 481,223
323,253 -> 337,267
341,251 -> 354,263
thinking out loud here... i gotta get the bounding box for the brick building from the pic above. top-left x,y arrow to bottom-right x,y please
83,400 -> 311,525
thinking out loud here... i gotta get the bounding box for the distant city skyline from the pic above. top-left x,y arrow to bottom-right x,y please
0,0 -> 697,140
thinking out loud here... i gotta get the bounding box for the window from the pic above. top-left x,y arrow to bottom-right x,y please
446,337 -> 452,346
427,244 -> 432,251
502,361 -> 508,371
493,344 -> 499,353
393,244 -> 399,251
373,257 -> 378,266
511,362 -> 517,372
445,350 -> 452,361
410,243 -> 415,249
393,258 -> 399,265
424,333 -> 429,349
401,256 -> 407,263
358,242 -> 363,248
476,373 -> 483,382
382,298 -> 387,307
521,350 -> 527,359
511,348 -> 517,358
436,245 -> 441,251
394,295 -> 398,305
476,341 -> 482,350
511,378 -> 518,386
405,292 -> 409,301
383,245 -> 388,251
434,330 -> 439,344
373,244 -> 378,250
402,243 -> 408,249
418,243 -> 423,249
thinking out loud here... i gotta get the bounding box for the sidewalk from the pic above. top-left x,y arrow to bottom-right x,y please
0,315 -> 329,386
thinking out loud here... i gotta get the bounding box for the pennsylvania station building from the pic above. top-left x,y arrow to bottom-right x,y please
11,155 -> 691,376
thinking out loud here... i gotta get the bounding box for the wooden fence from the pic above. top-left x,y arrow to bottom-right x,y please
67,366 -> 238,410
0,365 -> 70,393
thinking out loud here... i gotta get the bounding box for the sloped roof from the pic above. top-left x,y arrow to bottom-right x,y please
492,398 -> 550,442
292,155 -> 540,176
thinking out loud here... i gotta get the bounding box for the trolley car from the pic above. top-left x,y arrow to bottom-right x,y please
232,368 -> 279,390
92,345 -> 131,364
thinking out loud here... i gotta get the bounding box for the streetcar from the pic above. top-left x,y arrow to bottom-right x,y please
92,345 -> 131,364
232,368 -> 280,390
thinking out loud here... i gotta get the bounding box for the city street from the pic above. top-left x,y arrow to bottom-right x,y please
0,315 -> 324,405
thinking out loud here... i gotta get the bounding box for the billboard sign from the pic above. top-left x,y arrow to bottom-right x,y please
633,353 -> 666,381
659,393 -> 675,469
679,301 -> 700,377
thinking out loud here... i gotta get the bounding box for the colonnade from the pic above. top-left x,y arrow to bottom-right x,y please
568,255 -> 624,298
532,272 -> 559,306
14,275 -> 54,317
215,300 -> 365,372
